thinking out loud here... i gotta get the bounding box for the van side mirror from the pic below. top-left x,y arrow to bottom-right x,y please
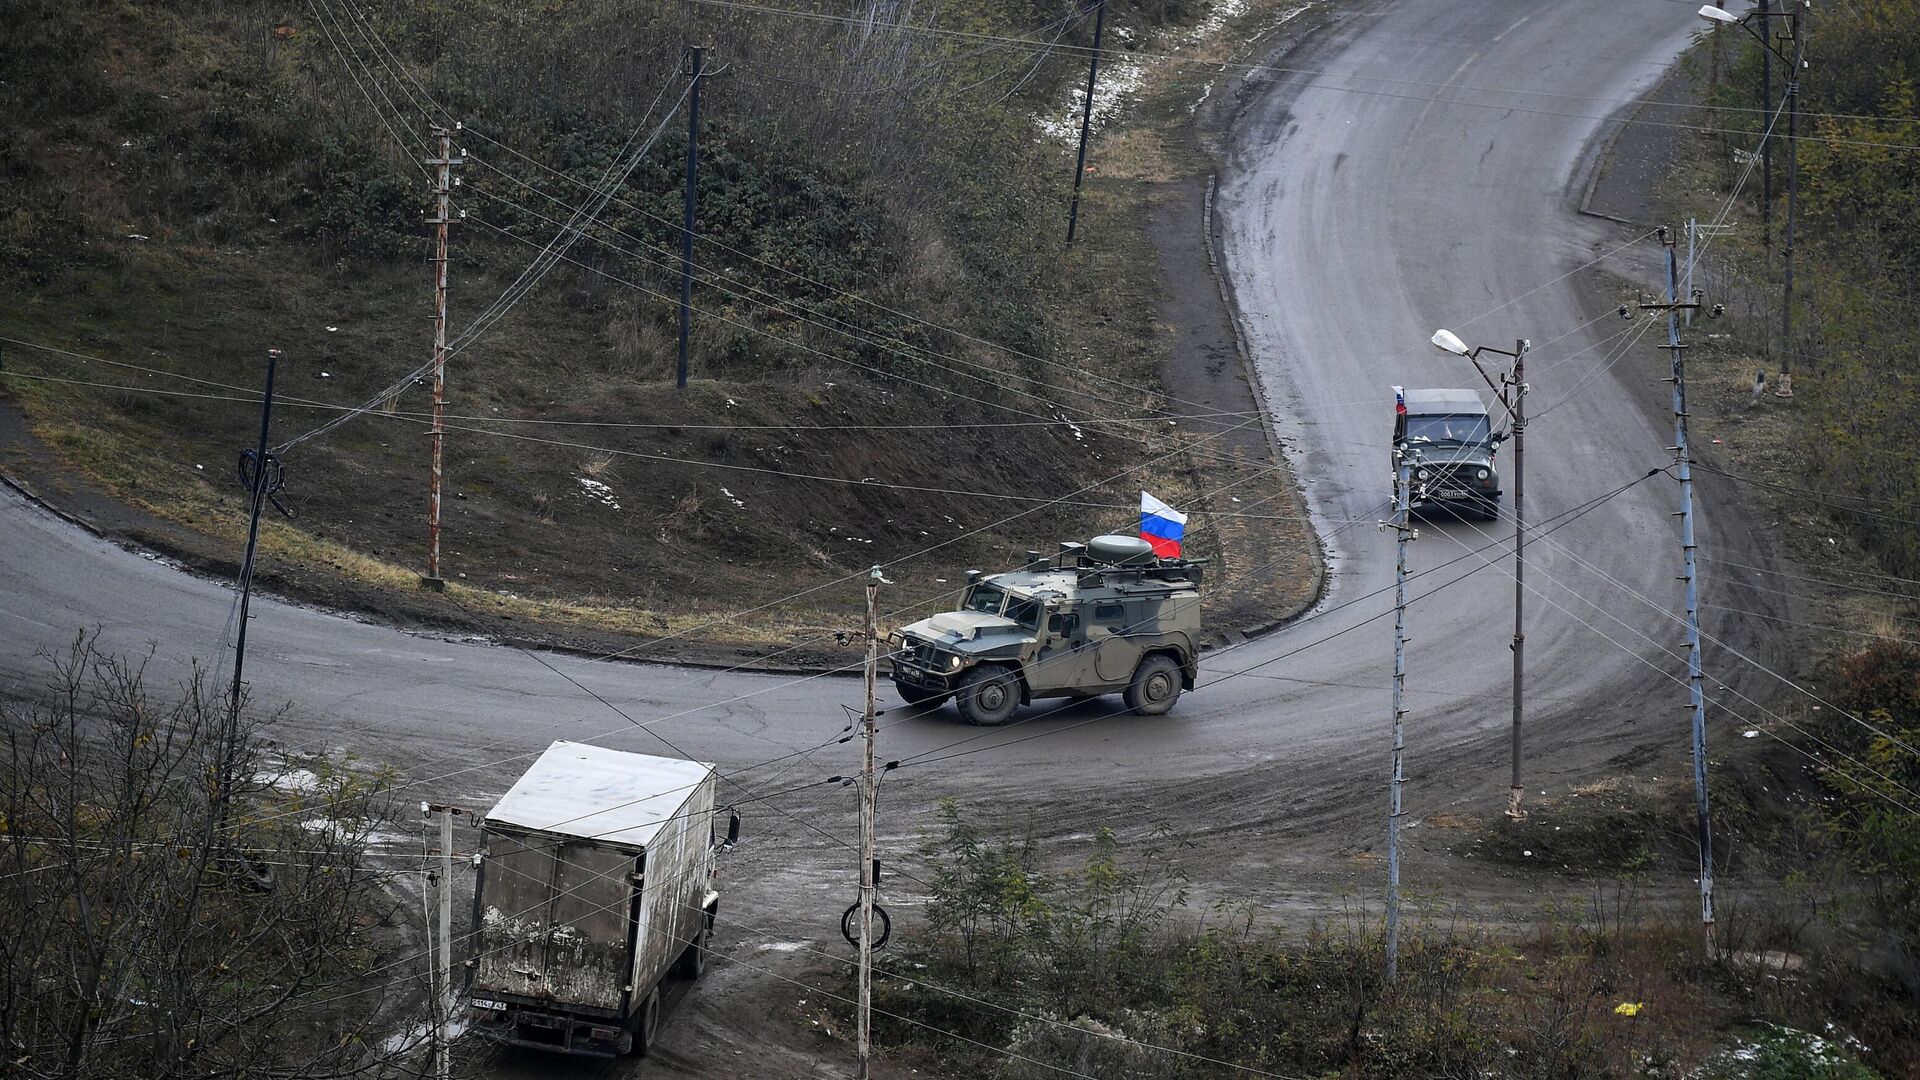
1491,431 -> 1508,447
718,807 -> 742,850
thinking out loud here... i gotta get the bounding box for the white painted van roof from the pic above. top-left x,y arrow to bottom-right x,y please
484,741 -> 714,848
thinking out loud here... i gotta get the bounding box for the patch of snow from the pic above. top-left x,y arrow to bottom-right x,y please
255,768 -> 322,793
577,477 -> 620,510
721,486 -> 746,509
759,941 -> 807,953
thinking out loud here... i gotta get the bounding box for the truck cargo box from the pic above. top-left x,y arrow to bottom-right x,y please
470,741 -> 721,1056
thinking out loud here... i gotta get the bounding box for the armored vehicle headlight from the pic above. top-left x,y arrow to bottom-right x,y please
1476,467 -> 1490,480
948,654 -> 963,669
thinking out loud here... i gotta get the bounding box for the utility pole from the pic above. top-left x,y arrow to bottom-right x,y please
1064,0 -> 1106,246
1759,0 -> 1773,252
857,566 -> 882,1079
231,348 -> 281,721
425,802 -> 462,1080
678,45 -> 706,390
1504,339 -> 1529,822
1384,432 -> 1415,984
424,125 -> 464,587
1777,0 -> 1803,398
1644,226 -> 1715,951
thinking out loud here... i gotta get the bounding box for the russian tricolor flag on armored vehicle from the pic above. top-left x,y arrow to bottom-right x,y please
1139,491 -> 1187,558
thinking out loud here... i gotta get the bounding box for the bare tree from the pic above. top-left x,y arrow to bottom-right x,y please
0,633 -> 411,1080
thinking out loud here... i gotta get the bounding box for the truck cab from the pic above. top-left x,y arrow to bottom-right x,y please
1395,388 -> 1503,518
889,535 -> 1203,725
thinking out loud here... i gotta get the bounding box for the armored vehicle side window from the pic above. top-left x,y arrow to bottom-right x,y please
1048,611 -> 1080,635
1093,602 -> 1126,624
1005,598 -> 1042,630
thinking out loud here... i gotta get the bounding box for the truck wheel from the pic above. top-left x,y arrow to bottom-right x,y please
676,920 -> 710,980
631,988 -> 661,1057
1124,655 -> 1183,716
895,682 -> 949,707
954,664 -> 1020,726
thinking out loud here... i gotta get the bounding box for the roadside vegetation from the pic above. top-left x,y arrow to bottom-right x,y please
1678,2 -> 1920,580
0,0 -> 1308,659
844,790 -> 1914,1078
0,636 -> 406,1079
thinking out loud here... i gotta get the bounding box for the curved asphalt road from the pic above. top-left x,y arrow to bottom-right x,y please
2,1 -> 1764,894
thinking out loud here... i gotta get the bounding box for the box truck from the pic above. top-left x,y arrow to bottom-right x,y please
467,741 -> 738,1057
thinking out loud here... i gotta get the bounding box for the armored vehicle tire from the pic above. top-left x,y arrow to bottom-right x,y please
1124,654 -> 1183,716
676,919 -> 711,980
896,682 -> 949,707
954,664 -> 1021,726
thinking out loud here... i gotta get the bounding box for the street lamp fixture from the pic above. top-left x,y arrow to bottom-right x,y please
1696,5 -> 1739,26
1430,329 -> 1530,821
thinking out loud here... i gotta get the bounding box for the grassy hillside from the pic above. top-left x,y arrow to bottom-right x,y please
0,0 -> 1300,651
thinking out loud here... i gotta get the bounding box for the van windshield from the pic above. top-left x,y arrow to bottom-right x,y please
1406,413 -> 1492,446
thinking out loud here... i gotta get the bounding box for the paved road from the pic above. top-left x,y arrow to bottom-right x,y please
0,0 -> 1783,1067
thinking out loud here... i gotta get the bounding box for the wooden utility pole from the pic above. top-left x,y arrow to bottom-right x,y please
678,46 -> 707,390
1384,432 -> 1415,984
857,566 -> 882,1078
232,348 -> 281,720
1643,227 -> 1715,950
1759,0 -> 1773,253
1064,0 -> 1106,246
424,126 -> 464,586
1777,1 -> 1803,398
425,802 -> 462,1080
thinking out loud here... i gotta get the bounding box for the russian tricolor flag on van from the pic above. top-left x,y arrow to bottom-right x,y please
1139,491 -> 1187,559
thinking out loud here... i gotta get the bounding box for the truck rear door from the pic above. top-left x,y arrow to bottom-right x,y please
477,830 -> 637,1012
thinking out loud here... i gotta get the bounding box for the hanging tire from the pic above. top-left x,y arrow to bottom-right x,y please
954,664 -> 1020,726
1124,654 -> 1183,716
895,681 -> 949,707
676,918 -> 711,980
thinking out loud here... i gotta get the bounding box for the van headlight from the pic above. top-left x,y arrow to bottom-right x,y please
1416,468 -> 1430,481
1476,468 -> 1490,480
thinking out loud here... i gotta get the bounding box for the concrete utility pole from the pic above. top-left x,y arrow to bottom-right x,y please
678,45 -> 707,390
424,802 -> 463,1080
1778,0 -> 1804,398
857,565 -> 882,1079
424,126 -> 464,587
1644,226 -> 1715,950
232,348 -> 281,721
1064,0 -> 1107,246
1384,440 -> 1415,984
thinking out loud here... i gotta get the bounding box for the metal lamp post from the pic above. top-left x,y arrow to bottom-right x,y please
1431,329 -> 1531,820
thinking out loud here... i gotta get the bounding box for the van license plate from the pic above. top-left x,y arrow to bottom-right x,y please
472,998 -> 507,1012
1436,488 -> 1469,500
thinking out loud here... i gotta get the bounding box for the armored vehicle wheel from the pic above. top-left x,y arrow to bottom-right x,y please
955,664 -> 1020,726
896,682 -> 949,707
1124,654 -> 1183,716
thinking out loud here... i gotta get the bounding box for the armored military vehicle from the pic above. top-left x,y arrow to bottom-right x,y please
1395,388 -> 1504,518
889,535 -> 1203,725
